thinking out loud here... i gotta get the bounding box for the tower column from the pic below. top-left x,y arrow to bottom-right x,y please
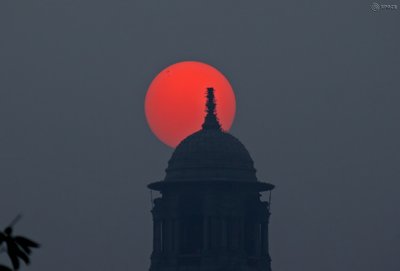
203,216 -> 209,253
153,219 -> 162,253
221,217 -> 227,250
254,222 -> 261,257
261,222 -> 268,256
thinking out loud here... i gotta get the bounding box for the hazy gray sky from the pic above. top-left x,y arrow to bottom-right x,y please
0,1 -> 399,271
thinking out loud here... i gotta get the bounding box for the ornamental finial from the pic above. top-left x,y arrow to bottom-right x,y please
202,87 -> 221,130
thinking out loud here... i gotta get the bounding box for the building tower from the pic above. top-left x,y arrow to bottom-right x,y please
148,88 -> 275,271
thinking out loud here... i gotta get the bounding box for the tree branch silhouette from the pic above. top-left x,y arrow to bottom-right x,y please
0,215 -> 40,270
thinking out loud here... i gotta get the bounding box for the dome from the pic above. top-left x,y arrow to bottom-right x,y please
163,87 -> 257,182
164,128 -> 257,182
148,87 -> 274,191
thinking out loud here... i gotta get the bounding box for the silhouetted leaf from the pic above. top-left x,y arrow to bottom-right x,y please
0,265 -> 13,271
14,236 -> 40,248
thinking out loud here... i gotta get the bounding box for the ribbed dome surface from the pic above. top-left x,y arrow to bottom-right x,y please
164,129 -> 257,182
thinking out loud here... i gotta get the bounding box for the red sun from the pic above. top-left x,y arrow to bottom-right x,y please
145,61 -> 236,148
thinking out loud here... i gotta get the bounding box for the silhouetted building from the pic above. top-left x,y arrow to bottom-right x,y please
148,88 -> 275,271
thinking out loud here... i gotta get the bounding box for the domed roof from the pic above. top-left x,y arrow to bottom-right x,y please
164,88 -> 257,182
148,88 -> 274,191
165,128 -> 257,182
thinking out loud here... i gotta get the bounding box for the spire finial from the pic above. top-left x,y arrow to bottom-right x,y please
202,87 -> 221,131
